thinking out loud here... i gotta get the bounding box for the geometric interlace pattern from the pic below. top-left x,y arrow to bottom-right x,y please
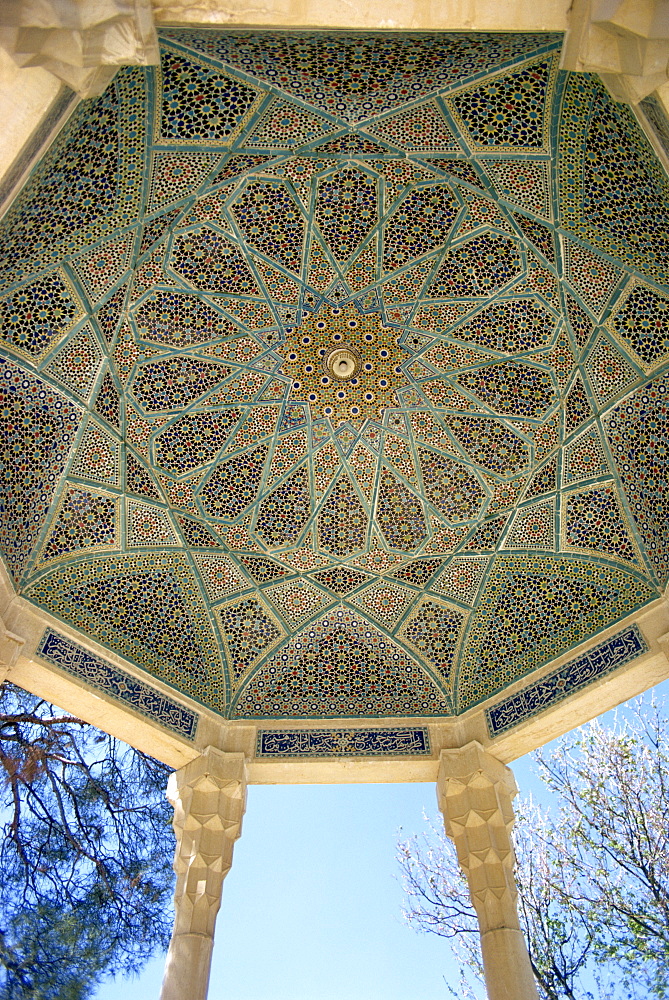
0,30 -> 667,720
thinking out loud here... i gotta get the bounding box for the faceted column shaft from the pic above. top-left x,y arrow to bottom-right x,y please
437,741 -> 539,1000
160,748 -> 247,1000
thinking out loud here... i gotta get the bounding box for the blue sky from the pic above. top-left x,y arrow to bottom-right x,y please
95,682 -> 668,1000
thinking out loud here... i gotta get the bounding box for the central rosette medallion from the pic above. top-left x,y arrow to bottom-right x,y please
279,302 -> 411,424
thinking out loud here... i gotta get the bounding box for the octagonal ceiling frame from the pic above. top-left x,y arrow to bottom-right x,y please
2,561 -> 667,782
0,13 -> 668,782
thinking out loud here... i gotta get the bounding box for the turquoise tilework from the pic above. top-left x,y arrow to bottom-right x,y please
0,31 -> 666,726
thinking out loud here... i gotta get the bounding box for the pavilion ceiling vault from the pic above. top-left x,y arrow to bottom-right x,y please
0,30 -> 668,728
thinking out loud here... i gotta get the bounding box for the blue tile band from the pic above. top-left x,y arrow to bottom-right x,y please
486,625 -> 648,737
257,726 -> 430,757
36,627 -> 198,740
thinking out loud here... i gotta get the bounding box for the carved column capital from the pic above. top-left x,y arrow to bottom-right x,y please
168,747 -> 247,939
0,0 -> 159,97
437,741 -> 519,932
563,0 -> 669,103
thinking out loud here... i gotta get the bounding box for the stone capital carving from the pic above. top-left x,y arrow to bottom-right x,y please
563,0 -> 669,103
437,741 -> 519,932
0,0 -> 159,97
168,746 -> 247,939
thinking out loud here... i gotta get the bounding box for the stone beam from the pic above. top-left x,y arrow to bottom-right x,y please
151,0 -> 570,30
0,613 -> 25,685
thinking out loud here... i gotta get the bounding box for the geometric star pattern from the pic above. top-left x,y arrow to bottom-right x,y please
0,30 -> 666,722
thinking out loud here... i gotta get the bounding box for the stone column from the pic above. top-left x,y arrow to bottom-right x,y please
0,615 -> 25,684
160,748 -> 247,1000
437,741 -> 539,1000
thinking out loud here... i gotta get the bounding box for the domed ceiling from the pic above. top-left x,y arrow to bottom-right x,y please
1,30 -> 668,724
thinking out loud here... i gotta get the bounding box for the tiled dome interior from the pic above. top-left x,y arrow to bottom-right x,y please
1,30 -> 668,722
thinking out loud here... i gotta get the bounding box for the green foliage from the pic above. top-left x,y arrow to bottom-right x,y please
0,682 -> 176,999
398,699 -> 669,1000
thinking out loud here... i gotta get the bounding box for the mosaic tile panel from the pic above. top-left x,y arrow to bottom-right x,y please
639,93 -> 669,158
157,47 -> 264,144
162,31 -> 560,121
1,29 -> 665,728
504,499 -> 555,550
25,553 -> 226,710
233,609 -> 451,718
93,371 -> 121,430
71,420 -> 121,486
399,599 -> 468,689
310,566 -> 372,595
485,159 -> 551,219
376,469 -> 428,552
365,102 -> 457,152
561,485 -> 640,566
606,280 -> 669,372
0,270 -> 83,363
73,232 -> 134,304
559,74 -> 669,283
602,373 -> 669,585
449,297 -> 556,353
265,578 -> 334,630
430,232 -> 522,298
44,326 -> 104,401
348,580 -> 415,629
585,335 -> 639,407
170,227 -> 263,296
458,556 -> 656,711
126,500 -> 179,548
39,487 -> 119,564
0,361 -> 82,580
454,361 -> 556,419
154,408 -> 241,475
444,414 -> 529,476
0,69 -> 146,281
194,552 -> 248,600
317,476 -> 368,556
125,450 -> 164,503
417,447 -> 487,523
382,184 -> 459,271
255,464 -> 311,548
562,426 -> 610,484
449,55 -> 556,154
215,597 -> 285,684
433,556 -> 489,605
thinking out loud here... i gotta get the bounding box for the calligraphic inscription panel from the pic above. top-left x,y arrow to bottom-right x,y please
36,628 -> 198,740
486,625 -> 649,737
257,727 -> 431,757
